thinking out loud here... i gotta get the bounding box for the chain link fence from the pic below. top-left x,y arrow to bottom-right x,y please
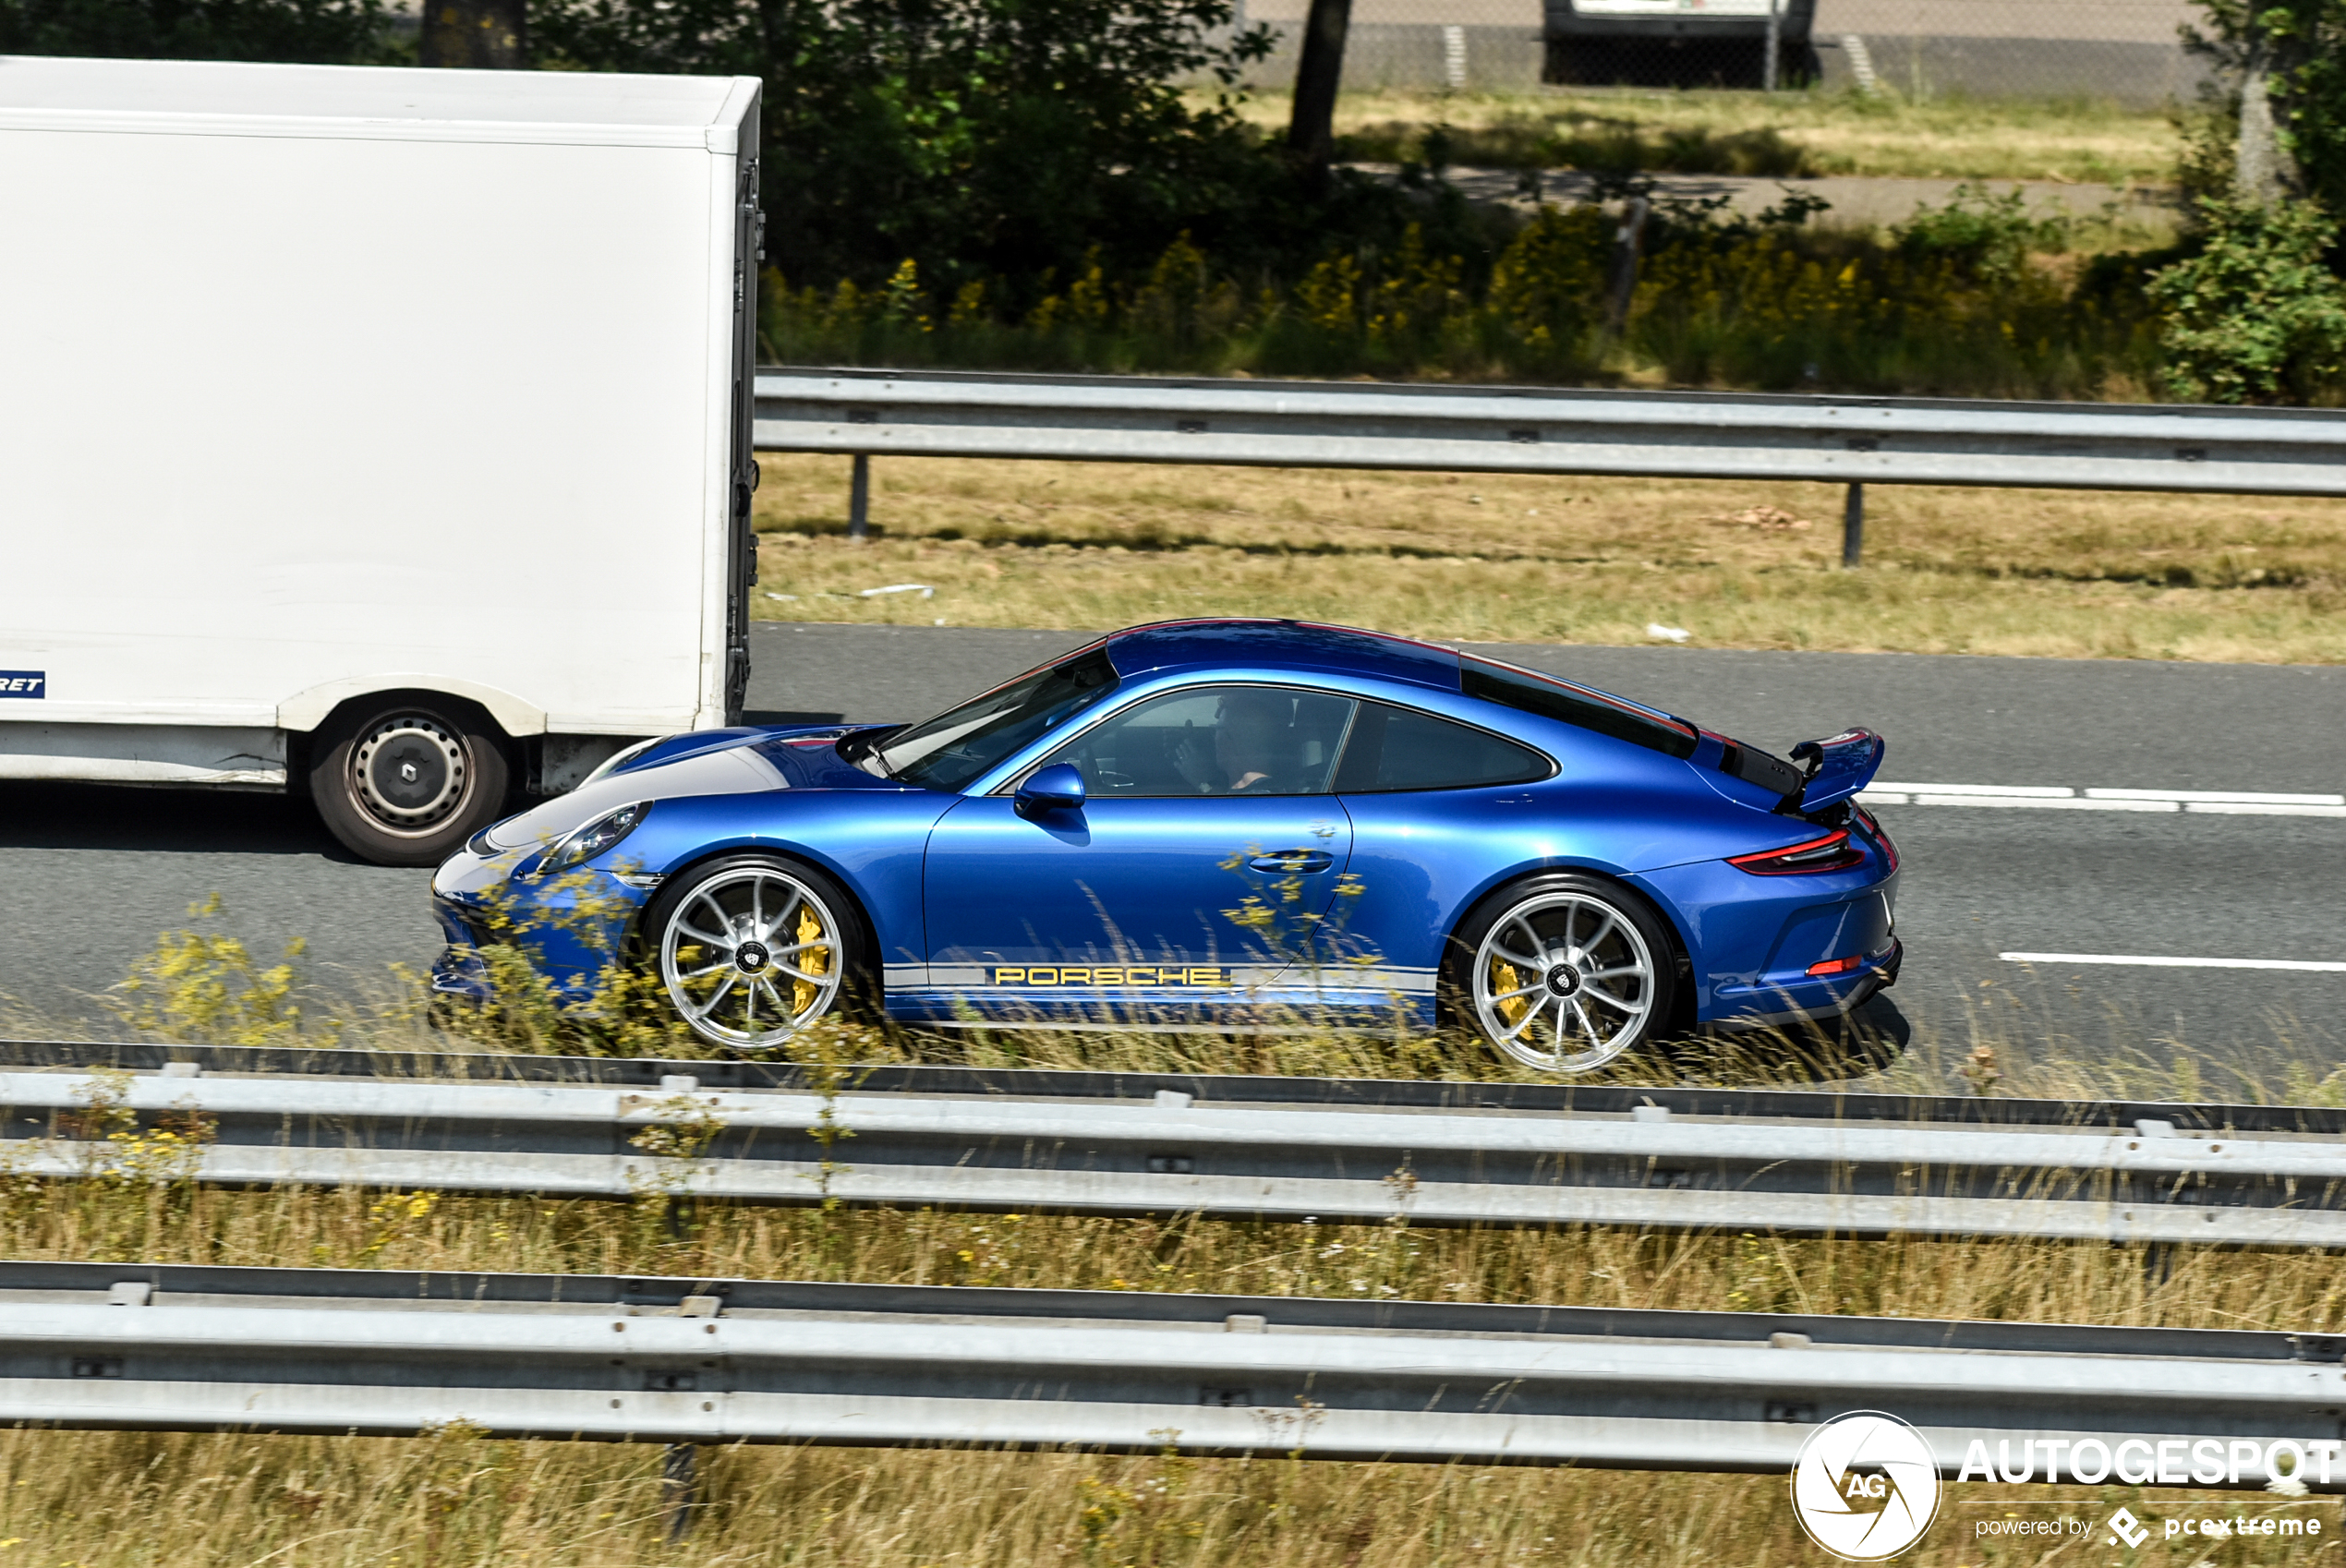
1227,0 -> 2210,103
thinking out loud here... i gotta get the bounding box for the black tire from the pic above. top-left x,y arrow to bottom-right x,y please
1441,871 -> 1681,1074
309,694 -> 512,867
640,853 -> 876,1050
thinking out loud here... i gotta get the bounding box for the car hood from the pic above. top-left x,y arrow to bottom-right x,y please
481,737 -> 789,852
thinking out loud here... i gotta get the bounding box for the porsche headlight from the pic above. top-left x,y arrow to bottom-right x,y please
538,801 -> 649,875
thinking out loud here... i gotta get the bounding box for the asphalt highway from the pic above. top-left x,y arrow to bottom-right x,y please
5,622 -> 2341,1090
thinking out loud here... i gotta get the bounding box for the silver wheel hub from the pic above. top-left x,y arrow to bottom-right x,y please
658,866 -> 842,1050
352,717 -> 466,832
1470,892 -> 1657,1075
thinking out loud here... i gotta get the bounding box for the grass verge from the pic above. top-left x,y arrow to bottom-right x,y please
6,915 -> 2346,1559
3,1151 -> 2344,1563
1222,86 -> 2185,186
751,456 -> 2346,665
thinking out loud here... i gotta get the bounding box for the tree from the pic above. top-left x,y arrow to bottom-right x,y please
2188,0 -> 2346,209
535,0 -> 1277,296
0,0 -> 388,61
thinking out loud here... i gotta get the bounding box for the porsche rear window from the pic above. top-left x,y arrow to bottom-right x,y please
1460,658 -> 1699,759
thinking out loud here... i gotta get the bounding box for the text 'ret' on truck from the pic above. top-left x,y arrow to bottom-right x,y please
0,56 -> 764,865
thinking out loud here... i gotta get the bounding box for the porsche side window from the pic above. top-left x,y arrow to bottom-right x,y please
1332,702 -> 1552,793
873,647 -> 1119,791
1041,685 -> 1357,797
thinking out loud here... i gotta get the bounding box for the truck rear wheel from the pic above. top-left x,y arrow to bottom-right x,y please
310,695 -> 511,866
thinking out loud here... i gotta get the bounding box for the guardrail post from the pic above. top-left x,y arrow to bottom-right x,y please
662,1442 -> 696,1540
1841,482 -> 1865,568
848,454 -> 871,540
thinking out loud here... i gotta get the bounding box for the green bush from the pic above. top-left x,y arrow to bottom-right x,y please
763,199 -> 2164,401
2149,197 -> 2346,403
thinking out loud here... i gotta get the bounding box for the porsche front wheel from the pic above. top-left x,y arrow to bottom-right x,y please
1446,874 -> 1677,1074
646,856 -> 863,1050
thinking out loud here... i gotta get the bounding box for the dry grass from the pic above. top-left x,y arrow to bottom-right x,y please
752,455 -> 2346,664
5,1166 -> 2346,1565
16,1428 -> 2316,1568
9,828 -> 2346,1559
1222,86 -> 2185,186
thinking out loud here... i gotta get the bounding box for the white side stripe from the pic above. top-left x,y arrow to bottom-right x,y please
2001,952 -> 2346,973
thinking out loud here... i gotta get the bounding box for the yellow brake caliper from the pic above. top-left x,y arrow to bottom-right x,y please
792,903 -> 828,1016
1491,959 -> 1527,1027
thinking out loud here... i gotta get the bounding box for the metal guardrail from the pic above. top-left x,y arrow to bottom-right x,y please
2,1259 -> 2340,1477
751,368 -> 2346,494
8,1043 -> 2344,1246
752,368 -> 2346,556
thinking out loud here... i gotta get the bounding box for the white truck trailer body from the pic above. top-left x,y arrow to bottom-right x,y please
0,55 -> 763,863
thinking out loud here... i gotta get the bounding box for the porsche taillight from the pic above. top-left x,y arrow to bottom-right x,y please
1727,829 -> 1867,876
1856,804 -> 1900,873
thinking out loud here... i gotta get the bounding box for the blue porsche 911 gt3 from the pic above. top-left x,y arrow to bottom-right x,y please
430,620 -> 1900,1071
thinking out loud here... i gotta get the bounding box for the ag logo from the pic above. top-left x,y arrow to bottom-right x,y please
1790,1411 -> 1941,1561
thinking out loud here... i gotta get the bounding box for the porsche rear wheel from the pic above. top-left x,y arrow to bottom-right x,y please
1447,874 -> 1676,1074
647,856 -> 862,1050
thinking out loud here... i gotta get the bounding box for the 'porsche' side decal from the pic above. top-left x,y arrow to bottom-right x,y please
992,965 -> 1229,987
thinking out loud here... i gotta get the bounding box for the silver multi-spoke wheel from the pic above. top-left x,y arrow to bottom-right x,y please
657,864 -> 843,1048
1471,889 -> 1659,1073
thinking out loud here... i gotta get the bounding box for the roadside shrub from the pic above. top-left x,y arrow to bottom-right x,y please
2149,197 -> 2346,403
765,193 -> 2161,401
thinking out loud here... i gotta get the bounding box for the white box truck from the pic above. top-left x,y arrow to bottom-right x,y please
0,55 -> 764,864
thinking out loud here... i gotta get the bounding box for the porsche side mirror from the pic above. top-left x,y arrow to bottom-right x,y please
1014,762 -> 1086,820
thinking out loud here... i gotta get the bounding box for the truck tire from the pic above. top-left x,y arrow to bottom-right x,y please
309,695 -> 511,866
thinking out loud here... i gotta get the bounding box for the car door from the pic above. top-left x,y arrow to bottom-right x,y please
1324,698 -> 1558,1024
922,683 -> 1358,1021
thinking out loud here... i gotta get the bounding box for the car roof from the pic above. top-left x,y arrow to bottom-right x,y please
1103,620 -> 1462,692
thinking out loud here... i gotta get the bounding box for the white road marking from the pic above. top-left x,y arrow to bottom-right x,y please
1869,782 -> 2075,798
1860,782 -> 2346,816
1907,794 -> 2175,812
2001,952 -> 2346,973
2085,788 -> 2346,805
2181,801 -> 2346,817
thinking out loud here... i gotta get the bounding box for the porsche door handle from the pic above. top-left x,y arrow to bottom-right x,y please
1249,850 -> 1334,874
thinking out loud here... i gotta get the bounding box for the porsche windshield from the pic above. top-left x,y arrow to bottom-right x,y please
864,647 -> 1119,791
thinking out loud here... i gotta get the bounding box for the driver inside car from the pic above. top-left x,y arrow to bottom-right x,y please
1171,688 -> 1290,794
